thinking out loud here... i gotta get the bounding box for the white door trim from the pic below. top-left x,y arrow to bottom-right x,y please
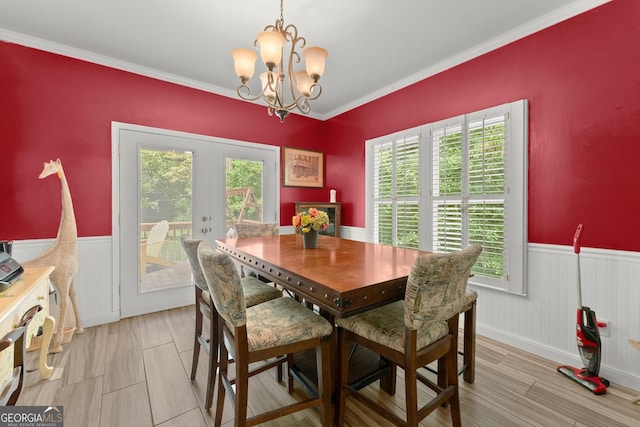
111,121 -> 280,318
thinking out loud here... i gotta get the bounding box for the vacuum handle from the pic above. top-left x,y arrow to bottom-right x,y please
574,224 -> 584,254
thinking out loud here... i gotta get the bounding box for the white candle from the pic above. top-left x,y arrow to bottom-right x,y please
330,189 -> 336,203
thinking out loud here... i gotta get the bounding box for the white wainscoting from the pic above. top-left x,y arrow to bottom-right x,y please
9,234 -> 640,391
12,236 -> 119,328
474,243 -> 640,391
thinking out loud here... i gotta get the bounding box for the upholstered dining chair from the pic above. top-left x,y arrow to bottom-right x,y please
234,222 -> 279,280
0,304 -> 43,406
181,238 -> 282,410
234,222 -> 279,238
197,244 -> 334,427
335,244 -> 482,427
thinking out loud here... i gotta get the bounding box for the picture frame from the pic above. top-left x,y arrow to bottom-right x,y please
282,146 -> 324,188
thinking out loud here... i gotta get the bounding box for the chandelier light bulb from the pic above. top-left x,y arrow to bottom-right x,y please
256,31 -> 285,71
303,47 -> 328,81
231,48 -> 258,83
260,72 -> 277,100
294,71 -> 313,97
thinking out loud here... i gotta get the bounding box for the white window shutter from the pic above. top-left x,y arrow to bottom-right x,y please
367,100 -> 527,295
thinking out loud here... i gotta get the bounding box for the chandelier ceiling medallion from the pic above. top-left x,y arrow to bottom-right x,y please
231,0 -> 328,122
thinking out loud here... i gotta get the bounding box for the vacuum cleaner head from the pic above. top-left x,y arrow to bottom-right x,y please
557,365 -> 609,395
557,307 -> 609,394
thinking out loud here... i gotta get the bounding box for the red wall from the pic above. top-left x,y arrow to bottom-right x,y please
2,0 -> 639,252
324,0 -> 640,252
0,42 -> 326,239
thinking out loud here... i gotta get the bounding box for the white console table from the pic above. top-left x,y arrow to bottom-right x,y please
0,266 -> 55,382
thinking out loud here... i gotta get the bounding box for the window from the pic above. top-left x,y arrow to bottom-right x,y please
371,133 -> 421,249
366,100 -> 527,294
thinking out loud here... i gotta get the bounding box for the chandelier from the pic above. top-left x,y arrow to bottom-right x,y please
231,0 -> 328,122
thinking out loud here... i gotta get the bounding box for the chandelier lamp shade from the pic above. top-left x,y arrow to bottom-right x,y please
231,0 -> 328,122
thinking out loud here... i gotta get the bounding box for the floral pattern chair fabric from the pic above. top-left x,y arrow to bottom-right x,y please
403,244 -> 482,329
197,244 -> 334,427
234,222 -> 279,238
181,238 -> 281,410
336,244 -> 482,352
234,222 -> 279,279
335,244 -> 482,427
182,238 -> 208,292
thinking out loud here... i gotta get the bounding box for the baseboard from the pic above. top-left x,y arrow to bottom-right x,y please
477,323 -> 640,392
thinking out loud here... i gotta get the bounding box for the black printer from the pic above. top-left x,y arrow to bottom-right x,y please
0,251 -> 24,291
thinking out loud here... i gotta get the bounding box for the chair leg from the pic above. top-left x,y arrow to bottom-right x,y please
336,328 -> 349,427
403,331 -> 420,427
447,342 -> 462,427
435,302 -> 476,388
286,353 -> 295,393
446,317 -> 462,427
9,334 -> 26,406
234,353 -> 250,427
205,306 -> 219,411
190,290 -> 202,381
214,338 -> 228,427
463,300 -> 476,383
437,356 -> 449,409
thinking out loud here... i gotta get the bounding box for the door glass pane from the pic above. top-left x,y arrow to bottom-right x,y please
139,148 -> 193,290
225,158 -> 264,231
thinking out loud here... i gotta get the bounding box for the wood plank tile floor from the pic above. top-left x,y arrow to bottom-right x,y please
17,305 -> 640,426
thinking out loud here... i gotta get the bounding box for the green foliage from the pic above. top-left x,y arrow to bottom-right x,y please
139,153 -> 265,226
226,159 -> 263,199
140,149 -> 193,223
225,159 -> 263,223
373,120 -> 507,280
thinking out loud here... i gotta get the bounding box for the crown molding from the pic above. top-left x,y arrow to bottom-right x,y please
0,0 -> 611,122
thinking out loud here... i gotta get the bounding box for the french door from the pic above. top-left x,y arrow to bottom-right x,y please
114,123 -> 278,317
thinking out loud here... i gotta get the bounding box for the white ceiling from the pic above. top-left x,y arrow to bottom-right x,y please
0,0 -> 609,120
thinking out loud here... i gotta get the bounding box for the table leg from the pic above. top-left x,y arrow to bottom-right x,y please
379,360 -> 397,395
38,315 -> 55,379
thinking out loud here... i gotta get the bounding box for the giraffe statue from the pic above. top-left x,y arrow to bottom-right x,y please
23,159 -> 84,353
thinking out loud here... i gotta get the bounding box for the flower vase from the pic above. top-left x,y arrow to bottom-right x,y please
302,229 -> 319,249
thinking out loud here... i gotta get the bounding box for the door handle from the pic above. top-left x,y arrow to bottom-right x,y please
202,216 -> 212,234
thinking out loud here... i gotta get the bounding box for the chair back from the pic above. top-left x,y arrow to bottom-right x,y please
198,243 -> 246,327
181,238 -> 207,291
404,244 -> 482,330
146,220 -> 169,256
235,222 -> 279,238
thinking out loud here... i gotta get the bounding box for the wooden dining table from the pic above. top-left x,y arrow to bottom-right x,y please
215,234 -> 427,320
215,234 -> 430,393
216,233 -> 478,386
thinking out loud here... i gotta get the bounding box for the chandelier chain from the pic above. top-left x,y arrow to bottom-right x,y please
280,0 -> 284,23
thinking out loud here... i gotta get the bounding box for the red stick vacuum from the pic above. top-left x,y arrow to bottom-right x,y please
557,224 -> 609,394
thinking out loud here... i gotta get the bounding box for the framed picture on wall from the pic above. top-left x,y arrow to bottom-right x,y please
282,147 -> 324,188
